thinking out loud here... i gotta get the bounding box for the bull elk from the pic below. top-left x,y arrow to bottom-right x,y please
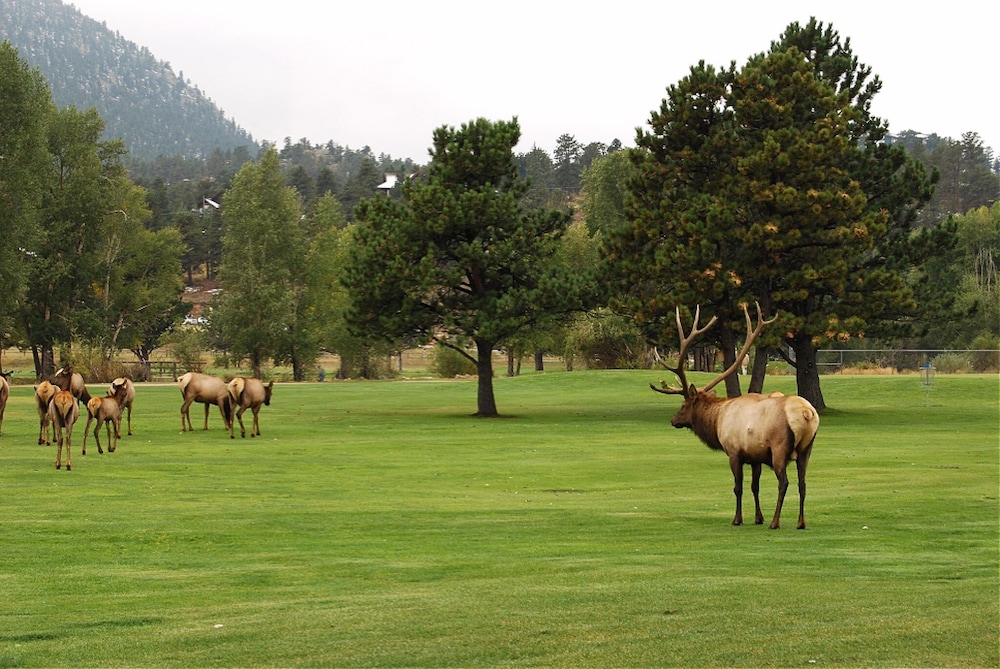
651,303 -> 819,529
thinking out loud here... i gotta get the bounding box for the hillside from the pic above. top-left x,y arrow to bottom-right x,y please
0,0 -> 258,160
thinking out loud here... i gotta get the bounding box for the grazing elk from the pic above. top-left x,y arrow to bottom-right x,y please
651,303 -> 819,530
49,390 -> 79,470
0,371 -> 10,436
226,377 -> 273,439
53,365 -> 91,405
35,380 -> 58,445
109,377 -> 135,437
83,381 -> 128,455
178,372 -> 232,432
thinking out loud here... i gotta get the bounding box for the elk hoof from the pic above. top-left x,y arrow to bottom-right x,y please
769,522 -> 780,530
732,518 -> 743,526
56,464 -> 61,469
66,464 -> 71,471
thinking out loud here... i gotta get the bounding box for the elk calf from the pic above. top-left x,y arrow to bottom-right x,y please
110,377 -> 135,437
83,383 -> 127,455
49,390 -> 79,470
652,303 -> 819,529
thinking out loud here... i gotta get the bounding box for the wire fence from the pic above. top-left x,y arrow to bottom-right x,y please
814,349 -> 1000,374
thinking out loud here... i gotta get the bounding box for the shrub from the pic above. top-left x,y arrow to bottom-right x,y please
970,335 -> 1000,372
430,344 -> 477,378
932,352 -> 970,374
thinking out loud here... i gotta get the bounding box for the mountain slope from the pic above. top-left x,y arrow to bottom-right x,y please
1,0 -> 258,160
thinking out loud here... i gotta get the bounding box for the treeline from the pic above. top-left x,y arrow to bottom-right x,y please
3,21 -> 998,404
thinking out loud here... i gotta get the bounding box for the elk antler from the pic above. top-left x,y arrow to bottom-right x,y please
701,301 -> 777,393
650,305 -> 719,396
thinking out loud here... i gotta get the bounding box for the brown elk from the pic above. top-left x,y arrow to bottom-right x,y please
0,371 -> 10,436
651,303 -> 819,530
109,377 -> 135,437
53,365 -> 91,405
178,372 -> 232,432
83,381 -> 128,455
35,380 -> 58,445
226,377 -> 273,439
49,390 -> 80,470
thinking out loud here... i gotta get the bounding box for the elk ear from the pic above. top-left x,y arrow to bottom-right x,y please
687,384 -> 697,398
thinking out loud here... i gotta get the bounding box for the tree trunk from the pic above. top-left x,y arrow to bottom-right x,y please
507,349 -> 516,377
719,324 -> 741,398
475,339 -> 498,417
749,345 -> 769,393
789,333 -> 827,412
534,351 -> 544,372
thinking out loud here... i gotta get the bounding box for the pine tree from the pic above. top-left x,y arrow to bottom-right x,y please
344,118 -> 595,416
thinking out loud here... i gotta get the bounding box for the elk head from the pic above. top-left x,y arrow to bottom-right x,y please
651,302 -> 776,427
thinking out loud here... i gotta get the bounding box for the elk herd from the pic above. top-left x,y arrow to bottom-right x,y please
4,301 -> 817,530
0,365 -> 272,472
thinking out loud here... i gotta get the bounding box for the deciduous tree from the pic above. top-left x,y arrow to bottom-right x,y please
214,147 -> 305,377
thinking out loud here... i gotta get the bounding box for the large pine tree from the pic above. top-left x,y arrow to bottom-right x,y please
344,118 -> 594,416
605,20 -> 940,412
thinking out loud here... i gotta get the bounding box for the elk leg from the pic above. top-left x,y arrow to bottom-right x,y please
730,456 -> 744,526
64,432 -> 71,471
770,459 -> 790,530
796,443 -> 813,530
235,407 -> 246,439
251,407 -> 260,437
750,463 -> 764,524
202,402 -> 210,430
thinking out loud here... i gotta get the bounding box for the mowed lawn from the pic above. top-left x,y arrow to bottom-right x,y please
0,371 -> 996,667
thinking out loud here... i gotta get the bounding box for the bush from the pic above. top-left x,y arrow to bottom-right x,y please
430,344 -> 477,378
932,352 -> 970,374
970,335 -> 1000,372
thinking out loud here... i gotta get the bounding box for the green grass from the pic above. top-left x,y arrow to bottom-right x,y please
0,371 -> 996,667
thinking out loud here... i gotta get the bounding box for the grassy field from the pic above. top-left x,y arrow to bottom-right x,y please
0,371 -> 996,667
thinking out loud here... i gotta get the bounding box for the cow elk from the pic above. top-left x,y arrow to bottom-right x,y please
83,381 -> 128,455
226,377 -> 273,439
178,372 -> 232,432
0,371 -> 10,436
651,303 -> 819,529
35,380 -> 58,445
49,390 -> 79,470
53,365 -> 91,405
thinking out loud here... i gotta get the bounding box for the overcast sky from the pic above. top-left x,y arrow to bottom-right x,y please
68,0 -> 998,162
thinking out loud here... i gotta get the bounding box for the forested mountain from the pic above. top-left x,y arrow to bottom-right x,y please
1,0 -> 258,160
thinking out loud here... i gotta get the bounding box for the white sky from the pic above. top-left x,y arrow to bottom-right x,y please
69,0 -> 998,162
